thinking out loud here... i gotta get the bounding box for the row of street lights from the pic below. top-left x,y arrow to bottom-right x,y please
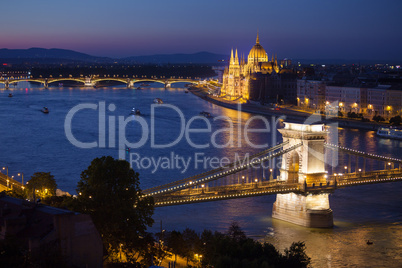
1,166 -> 24,186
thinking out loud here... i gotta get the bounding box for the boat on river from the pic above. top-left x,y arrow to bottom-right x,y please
199,111 -> 212,118
130,108 -> 141,115
41,107 -> 49,114
8,93 -> 13,97
376,127 -> 402,140
153,98 -> 163,104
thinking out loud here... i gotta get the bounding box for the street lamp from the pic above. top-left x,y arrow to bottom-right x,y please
18,172 -> 24,185
2,166 -> 8,177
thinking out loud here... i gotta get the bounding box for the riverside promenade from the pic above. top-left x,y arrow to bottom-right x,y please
189,86 -> 391,131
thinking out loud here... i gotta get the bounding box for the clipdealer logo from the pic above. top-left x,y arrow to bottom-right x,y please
64,101 -> 339,173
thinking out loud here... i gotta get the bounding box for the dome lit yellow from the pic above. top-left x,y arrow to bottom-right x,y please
248,33 -> 268,63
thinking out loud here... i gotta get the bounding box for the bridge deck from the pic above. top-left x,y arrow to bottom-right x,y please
0,173 -> 24,192
152,169 -> 402,207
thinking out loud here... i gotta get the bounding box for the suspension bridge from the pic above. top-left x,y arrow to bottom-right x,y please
142,122 -> 402,228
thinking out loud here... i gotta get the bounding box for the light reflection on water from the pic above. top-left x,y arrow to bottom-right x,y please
0,83 -> 401,267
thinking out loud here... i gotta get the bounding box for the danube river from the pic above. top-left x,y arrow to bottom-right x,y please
1,83 -> 401,267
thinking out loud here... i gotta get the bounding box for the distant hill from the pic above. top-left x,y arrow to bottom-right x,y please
0,48 -> 399,66
123,51 -> 229,64
0,48 -> 111,63
0,48 -> 228,65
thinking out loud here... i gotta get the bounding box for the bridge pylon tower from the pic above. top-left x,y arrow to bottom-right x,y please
84,77 -> 94,87
127,79 -> 134,88
273,122 -> 333,228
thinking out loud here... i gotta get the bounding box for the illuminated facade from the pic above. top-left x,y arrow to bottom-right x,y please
220,33 -> 280,100
297,80 -> 402,119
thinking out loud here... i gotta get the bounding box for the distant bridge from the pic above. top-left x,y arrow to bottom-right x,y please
0,77 -> 200,89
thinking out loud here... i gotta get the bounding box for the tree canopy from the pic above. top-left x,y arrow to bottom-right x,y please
74,156 -> 154,262
26,172 -> 57,199
164,223 -> 311,268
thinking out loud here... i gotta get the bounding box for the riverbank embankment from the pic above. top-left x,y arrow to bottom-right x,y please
189,87 -> 390,131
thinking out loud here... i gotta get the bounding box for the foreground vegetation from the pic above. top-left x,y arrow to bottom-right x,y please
163,222 -> 310,268
1,156 -> 310,267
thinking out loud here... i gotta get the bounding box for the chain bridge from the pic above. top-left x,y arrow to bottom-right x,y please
142,122 -> 402,228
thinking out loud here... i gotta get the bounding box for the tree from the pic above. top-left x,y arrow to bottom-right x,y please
373,115 -> 385,122
182,228 -> 201,265
74,156 -> 154,263
227,221 -> 246,242
165,231 -> 185,263
389,115 -> 402,125
347,112 -> 358,119
282,241 -> 311,268
26,172 -> 57,199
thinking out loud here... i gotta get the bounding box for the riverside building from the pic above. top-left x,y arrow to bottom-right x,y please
220,34 -> 296,104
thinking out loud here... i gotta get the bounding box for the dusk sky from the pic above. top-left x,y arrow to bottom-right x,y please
1,0 -> 401,61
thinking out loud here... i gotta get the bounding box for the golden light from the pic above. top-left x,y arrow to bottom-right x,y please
326,101 -> 329,105
368,104 -> 373,109
344,166 -> 347,170
387,106 -> 392,111
339,102 -> 343,107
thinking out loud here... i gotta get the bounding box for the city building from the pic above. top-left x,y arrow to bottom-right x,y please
297,79 -> 326,111
221,33 -> 291,102
0,195 -> 103,267
297,79 -> 402,119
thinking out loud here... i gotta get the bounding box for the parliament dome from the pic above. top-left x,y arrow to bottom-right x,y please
248,33 -> 268,63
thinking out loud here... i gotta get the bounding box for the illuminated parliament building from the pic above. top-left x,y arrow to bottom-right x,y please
220,34 -> 296,103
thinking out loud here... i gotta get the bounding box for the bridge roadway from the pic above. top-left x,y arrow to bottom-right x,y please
0,173 -> 23,192
153,169 -> 402,207
0,77 -> 199,88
